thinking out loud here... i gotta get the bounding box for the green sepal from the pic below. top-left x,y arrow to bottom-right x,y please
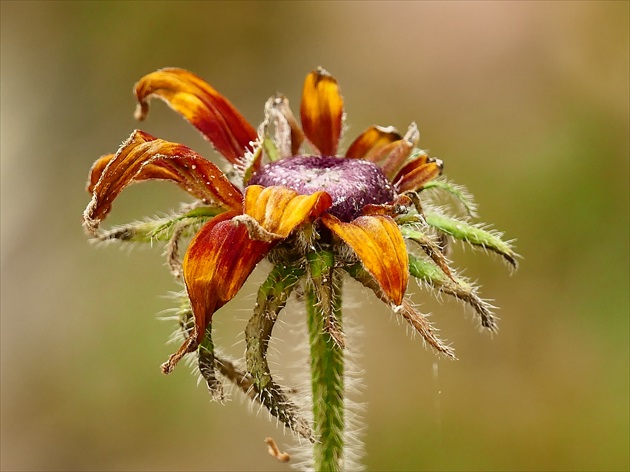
408,253 -> 497,331
423,179 -> 478,217
244,263 -> 313,441
424,212 -> 518,268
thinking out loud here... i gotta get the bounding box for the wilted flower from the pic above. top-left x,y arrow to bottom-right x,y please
83,67 -> 516,470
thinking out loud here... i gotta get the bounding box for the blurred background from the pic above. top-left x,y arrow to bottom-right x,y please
1,1 -> 628,471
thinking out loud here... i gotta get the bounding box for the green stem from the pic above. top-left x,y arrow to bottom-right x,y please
306,250 -> 345,471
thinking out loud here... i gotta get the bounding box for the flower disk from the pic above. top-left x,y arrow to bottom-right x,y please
248,155 -> 396,222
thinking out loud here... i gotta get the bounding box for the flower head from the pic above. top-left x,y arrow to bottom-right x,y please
83,67 -> 517,447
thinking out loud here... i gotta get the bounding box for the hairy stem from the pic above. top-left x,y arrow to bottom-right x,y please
306,250 -> 345,471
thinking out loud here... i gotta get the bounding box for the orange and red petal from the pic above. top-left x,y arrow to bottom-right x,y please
321,213 -> 409,305
300,67 -> 343,156
183,211 -> 273,344
394,157 -> 444,193
83,130 -> 242,234
371,123 -> 420,180
244,185 -> 332,238
345,125 -> 402,160
134,68 -> 257,165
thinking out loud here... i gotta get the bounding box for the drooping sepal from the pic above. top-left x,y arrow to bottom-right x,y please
408,253 -> 498,331
321,213 -> 408,305
83,130 -> 242,235
345,263 -> 455,359
244,264 -> 313,441
300,67 -> 343,156
134,68 -> 257,164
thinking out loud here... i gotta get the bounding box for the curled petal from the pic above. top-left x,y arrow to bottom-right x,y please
345,125 -> 402,160
394,156 -> 444,193
83,130 -> 242,235
243,185 -> 332,238
134,68 -> 257,164
321,213 -> 409,305
183,211 -> 273,346
369,123 -> 420,180
300,67 -> 343,156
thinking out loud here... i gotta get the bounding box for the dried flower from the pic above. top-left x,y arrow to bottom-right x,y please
83,67 -> 517,470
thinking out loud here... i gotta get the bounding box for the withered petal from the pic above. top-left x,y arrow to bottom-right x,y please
345,125 -> 402,160
183,211 -> 273,344
370,123 -> 420,180
244,185 -> 332,238
394,157 -> 444,193
83,130 -> 242,235
321,213 -> 409,305
300,67 -> 343,156
134,68 -> 257,164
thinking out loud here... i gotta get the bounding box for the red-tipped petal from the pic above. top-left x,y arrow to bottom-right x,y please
321,213 -> 409,305
300,67 -> 343,156
183,211 -> 273,344
345,125 -> 402,160
394,156 -> 444,193
244,185 -> 332,238
83,130 -> 242,234
134,68 -> 257,164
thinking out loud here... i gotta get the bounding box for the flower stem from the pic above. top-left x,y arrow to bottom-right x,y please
306,250 -> 345,471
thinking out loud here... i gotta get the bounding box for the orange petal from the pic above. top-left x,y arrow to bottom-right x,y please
300,67 -> 343,156
134,68 -> 257,164
83,130 -> 242,235
345,125 -> 402,160
244,185 -> 332,237
393,156 -> 444,193
368,123 -> 419,180
321,213 -> 409,305
183,211 -> 273,344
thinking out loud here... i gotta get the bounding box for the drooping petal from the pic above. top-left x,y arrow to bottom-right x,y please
393,155 -> 444,193
183,211 -> 274,346
243,185 -> 332,238
134,68 -> 257,164
321,213 -> 409,305
344,125 -> 402,160
300,67 -> 343,156
83,130 -> 242,235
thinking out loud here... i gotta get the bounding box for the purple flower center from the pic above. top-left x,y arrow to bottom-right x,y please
248,155 -> 396,221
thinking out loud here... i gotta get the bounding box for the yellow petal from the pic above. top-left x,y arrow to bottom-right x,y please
244,185 -> 332,238
300,67 -> 343,156
321,213 -> 409,305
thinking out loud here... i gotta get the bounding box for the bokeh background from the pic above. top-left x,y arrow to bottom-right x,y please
2,1 -> 628,471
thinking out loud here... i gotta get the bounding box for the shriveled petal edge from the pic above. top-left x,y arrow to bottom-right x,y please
83,130 -> 243,236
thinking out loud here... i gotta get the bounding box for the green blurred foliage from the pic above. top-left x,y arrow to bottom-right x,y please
1,1 -> 627,471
